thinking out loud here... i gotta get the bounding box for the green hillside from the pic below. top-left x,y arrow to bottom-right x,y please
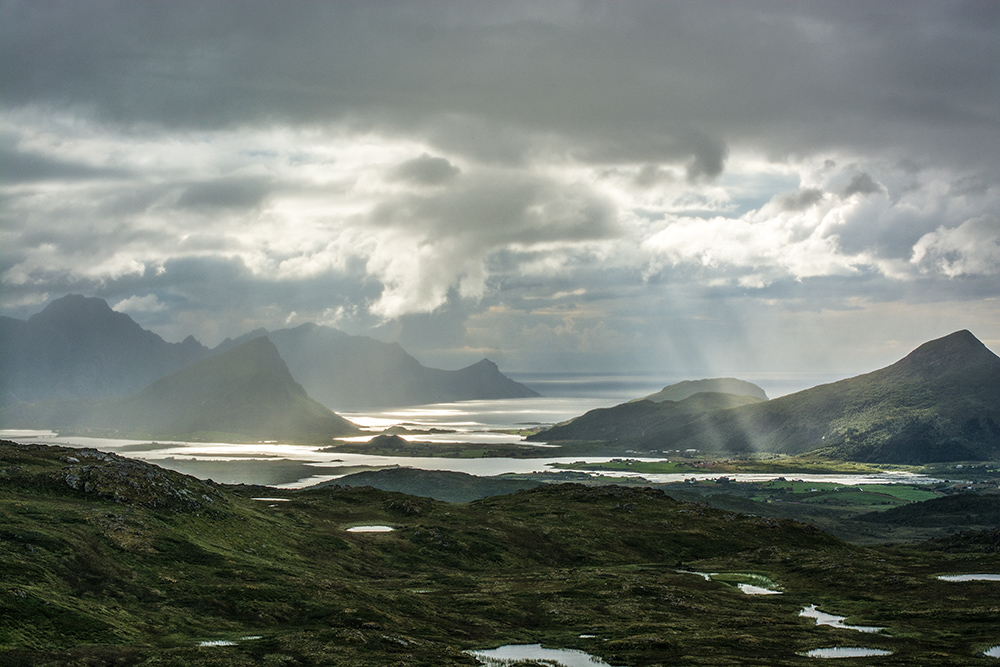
3,440 -> 1000,665
528,391 -> 765,443
323,467 -> 544,502
80,337 -> 360,442
591,330 -> 1000,464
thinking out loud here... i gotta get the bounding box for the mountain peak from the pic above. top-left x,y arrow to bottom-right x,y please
30,294 -> 115,323
891,329 -> 999,376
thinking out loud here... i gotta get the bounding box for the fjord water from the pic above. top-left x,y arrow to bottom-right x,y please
0,372 -> 935,487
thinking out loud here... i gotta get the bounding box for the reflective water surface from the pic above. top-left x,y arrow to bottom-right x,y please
804,647 -> 892,658
799,605 -> 884,633
346,525 -> 394,533
466,644 -> 622,667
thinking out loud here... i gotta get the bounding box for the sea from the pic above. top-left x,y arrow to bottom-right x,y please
3,371 -> 936,489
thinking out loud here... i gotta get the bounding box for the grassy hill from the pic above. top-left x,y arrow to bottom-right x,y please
528,391 -> 765,444
322,467 -> 544,502
566,331 -> 1000,464
3,440 -> 1000,665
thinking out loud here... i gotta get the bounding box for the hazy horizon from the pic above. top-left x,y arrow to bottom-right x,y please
3,2 -> 998,379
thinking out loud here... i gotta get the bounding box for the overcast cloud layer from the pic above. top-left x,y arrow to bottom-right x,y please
2,1 -> 999,389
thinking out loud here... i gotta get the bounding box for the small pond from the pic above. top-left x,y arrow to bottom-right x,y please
985,646 -> 1000,658
466,644 -> 622,667
804,647 -> 892,658
799,605 -> 884,633
346,525 -> 394,532
677,571 -> 781,594
937,574 -> 1000,582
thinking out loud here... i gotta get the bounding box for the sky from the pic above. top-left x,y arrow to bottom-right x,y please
2,1 -> 999,388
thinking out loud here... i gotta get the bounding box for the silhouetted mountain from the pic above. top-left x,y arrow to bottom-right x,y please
0,296 -> 538,417
640,378 -> 767,403
229,323 -> 539,410
99,337 -> 360,441
0,295 -> 208,407
636,330 -> 1000,463
528,391 -> 766,443
8,337 -> 360,442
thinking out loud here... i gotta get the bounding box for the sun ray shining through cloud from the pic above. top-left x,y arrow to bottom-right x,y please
1,1 -> 997,374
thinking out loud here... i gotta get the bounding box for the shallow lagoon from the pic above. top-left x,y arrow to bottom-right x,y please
800,605 -> 884,633
805,647 -> 892,658
937,574 -> 1000,582
466,644 -> 621,667
2,427 -> 940,489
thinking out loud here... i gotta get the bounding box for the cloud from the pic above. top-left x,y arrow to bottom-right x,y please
2,2 -> 999,370
911,215 -> 1000,277
175,176 -> 272,210
113,294 -> 167,313
392,153 -> 460,186
842,172 -> 884,198
776,188 -> 825,212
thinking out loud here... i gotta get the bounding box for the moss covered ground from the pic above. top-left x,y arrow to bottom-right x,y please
2,441 -> 999,666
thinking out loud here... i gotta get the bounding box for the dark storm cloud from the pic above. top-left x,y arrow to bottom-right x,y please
391,154 -> 460,186
776,189 -> 824,212
4,1 -> 996,168
2,0 -> 999,370
842,173 -> 884,198
175,176 -> 272,210
0,143 -> 126,183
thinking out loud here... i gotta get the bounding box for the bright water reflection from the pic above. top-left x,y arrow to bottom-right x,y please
346,525 -> 394,533
800,605 -> 884,633
466,644 -> 621,667
805,647 -> 892,658
937,574 -> 1000,582
985,646 -> 1000,658
738,583 -> 781,595
1,415 -> 941,489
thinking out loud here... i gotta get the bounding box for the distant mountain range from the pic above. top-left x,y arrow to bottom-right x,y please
0,295 -> 209,406
532,330 -> 1000,464
218,322 -> 540,409
3,337 -> 361,442
0,295 -> 537,412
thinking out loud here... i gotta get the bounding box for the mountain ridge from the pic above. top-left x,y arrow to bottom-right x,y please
0,295 -> 538,413
632,330 -> 1000,463
21,336 -> 362,442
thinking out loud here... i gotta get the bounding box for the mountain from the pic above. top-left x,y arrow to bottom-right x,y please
0,294 -> 208,407
16,337 -> 361,442
528,391 -> 766,443
630,330 -> 1000,463
227,323 -> 540,410
0,296 -> 538,415
640,377 -> 768,403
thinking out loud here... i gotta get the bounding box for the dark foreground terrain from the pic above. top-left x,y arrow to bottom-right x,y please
2,441 -> 999,666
